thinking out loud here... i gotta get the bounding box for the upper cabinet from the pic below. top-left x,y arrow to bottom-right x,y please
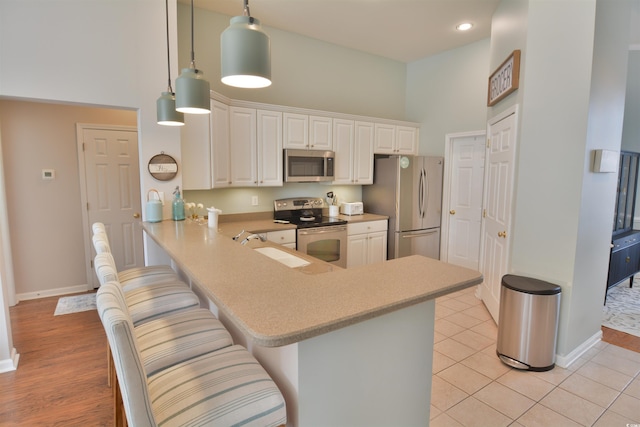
230,107 -> 283,187
374,124 -> 418,155
182,99 -> 230,190
333,120 -> 374,185
181,92 -> 419,189
283,114 -> 333,150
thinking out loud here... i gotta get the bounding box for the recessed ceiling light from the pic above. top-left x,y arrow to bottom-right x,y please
456,22 -> 473,31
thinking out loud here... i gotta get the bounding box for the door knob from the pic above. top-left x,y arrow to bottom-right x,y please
498,231 -> 507,238
449,210 -> 456,215
133,212 -> 141,218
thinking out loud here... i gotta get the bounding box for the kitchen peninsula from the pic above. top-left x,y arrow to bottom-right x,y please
143,219 -> 483,427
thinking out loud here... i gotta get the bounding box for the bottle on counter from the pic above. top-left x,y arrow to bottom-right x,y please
172,186 -> 185,221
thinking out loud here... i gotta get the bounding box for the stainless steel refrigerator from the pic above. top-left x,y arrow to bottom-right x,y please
362,155 -> 443,260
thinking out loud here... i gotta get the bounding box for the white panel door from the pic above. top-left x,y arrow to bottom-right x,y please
353,121 -> 374,184
81,126 -> 142,287
211,100 -> 231,188
447,134 -> 485,270
480,110 -> 517,322
332,119 -> 355,184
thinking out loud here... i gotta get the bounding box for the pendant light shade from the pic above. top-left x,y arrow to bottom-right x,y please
175,67 -> 210,114
157,91 -> 185,126
221,6 -> 271,88
175,0 -> 210,114
156,0 -> 184,126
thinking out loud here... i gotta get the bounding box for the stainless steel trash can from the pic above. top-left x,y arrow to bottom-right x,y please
496,274 -> 561,371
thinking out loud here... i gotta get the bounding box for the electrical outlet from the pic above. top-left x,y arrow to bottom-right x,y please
251,196 -> 259,206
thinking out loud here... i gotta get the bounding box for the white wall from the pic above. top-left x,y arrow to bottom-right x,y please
489,0 -> 631,359
406,39 -> 491,156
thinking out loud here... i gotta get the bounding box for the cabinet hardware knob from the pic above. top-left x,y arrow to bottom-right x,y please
133,212 -> 141,218
626,256 -> 631,263
498,231 -> 507,238
450,210 -> 456,215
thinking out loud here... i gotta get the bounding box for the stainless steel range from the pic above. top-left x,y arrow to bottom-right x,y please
274,197 -> 348,268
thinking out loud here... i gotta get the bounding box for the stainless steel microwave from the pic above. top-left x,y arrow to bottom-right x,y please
284,149 -> 335,182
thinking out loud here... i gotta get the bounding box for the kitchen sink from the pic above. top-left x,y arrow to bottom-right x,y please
254,247 -> 310,268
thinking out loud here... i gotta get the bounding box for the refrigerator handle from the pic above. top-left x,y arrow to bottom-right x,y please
417,169 -> 423,218
423,167 -> 429,219
419,168 -> 426,218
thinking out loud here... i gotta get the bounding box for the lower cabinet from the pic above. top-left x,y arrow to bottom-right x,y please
259,230 -> 296,250
347,220 -> 387,268
607,230 -> 640,289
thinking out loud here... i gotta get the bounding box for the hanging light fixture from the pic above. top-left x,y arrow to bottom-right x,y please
220,0 -> 271,89
175,0 -> 210,114
157,0 -> 184,126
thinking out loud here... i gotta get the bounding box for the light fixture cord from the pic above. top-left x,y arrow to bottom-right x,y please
190,0 -> 196,68
164,0 -> 173,92
243,0 -> 255,23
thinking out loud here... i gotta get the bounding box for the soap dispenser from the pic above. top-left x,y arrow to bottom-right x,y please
172,186 -> 185,221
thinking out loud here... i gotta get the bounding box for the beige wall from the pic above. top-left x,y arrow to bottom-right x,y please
0,100 -> 136,298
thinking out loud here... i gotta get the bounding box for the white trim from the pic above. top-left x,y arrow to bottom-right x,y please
16,283 -> 91,302
211,90 -> 421,128
441,130 -> 486,264
554,330 -> 602,368
630,44 -> 640,51
0,348 -> 19,374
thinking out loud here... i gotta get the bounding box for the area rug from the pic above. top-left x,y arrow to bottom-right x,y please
602,283 -> 640,338
54,293 -> 97,316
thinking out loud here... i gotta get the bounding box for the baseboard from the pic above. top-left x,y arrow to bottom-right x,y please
555,330 -> 603,368
16,284 -> 92,302
0,348 -> 20,374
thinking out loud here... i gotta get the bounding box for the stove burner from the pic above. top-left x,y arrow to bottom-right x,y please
274,197 -> 347,229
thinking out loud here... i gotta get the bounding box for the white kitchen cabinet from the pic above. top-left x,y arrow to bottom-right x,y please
229,107 -> 283,187
181,99 -> 230,190
347,220 -> 387,268
283,113 -> 333,150
374,123 -> 418,155
309,116 -> 333,150
259,229 -> 296,250
229,106 -> 257,187
211,100 -> 231,188
283,113 -> 308,149
181,110 -> 211,190
333,120 -> 374,185
353,121 -> 374,184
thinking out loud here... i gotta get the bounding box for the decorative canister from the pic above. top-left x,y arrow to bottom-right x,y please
146,189 -> 163,223
207,207 -> 222,229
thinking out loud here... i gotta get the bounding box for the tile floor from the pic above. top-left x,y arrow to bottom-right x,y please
430,286 -> 640,427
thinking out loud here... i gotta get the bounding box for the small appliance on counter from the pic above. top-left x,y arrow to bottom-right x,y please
339,202 -> 363,216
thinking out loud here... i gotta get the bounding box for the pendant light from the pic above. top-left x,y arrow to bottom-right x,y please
157,0 -> 184,126
175,0 -> 210,114
220,0 -> 271,89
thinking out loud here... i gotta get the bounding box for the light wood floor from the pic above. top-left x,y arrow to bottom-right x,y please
0,293 -> 638,426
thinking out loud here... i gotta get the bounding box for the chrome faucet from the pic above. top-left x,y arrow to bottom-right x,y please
232,230 -> 246,241
240,234 -> 266,245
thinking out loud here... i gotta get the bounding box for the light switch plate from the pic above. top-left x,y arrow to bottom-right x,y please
593,149 -> 618,173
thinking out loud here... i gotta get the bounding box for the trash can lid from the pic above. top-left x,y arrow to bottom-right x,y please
501,274 -> 561,295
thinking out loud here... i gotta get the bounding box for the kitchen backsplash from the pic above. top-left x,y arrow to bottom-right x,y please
184,184 -> 362,215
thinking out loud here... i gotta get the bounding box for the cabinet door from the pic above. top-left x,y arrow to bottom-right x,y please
257,110 -> 283,186
181,110 -> 211,190
332,119 -> 354,184
354,121 -> 374,184
229,107 -> 257,186
309,116 -> 333,150
283,113 -> 308,149
347,234 -> 368,268
396,126 -> 417,155
367,231 -> 387,264
374,123 -> 396,154
211,100 -> 231,188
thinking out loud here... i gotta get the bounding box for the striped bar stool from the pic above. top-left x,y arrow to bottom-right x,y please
97,282 -> 287,427
91,230 -> 178,286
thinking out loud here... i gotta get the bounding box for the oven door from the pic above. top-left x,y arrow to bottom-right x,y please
297,225 -> 347,268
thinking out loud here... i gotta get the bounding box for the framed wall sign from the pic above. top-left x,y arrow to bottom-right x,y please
148,152 -> 178,181
487,50 -> 521,106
